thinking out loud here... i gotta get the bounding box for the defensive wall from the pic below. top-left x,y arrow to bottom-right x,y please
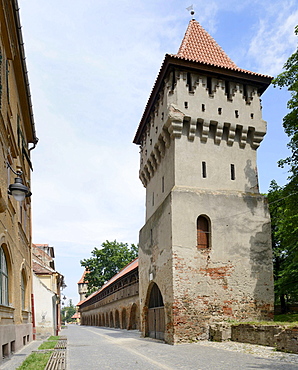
79,259 -> 139,330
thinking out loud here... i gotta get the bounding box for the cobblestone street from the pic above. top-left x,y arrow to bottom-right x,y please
65,325 -> 298,369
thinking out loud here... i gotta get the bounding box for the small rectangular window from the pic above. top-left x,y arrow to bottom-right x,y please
162,176 -> 164,193
202,162 -> 207,178
152,192 -> 154,206
231,164 -> 235,180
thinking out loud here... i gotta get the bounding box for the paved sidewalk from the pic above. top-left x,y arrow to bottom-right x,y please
0,328 -> 68,370
0,339 -> 42,370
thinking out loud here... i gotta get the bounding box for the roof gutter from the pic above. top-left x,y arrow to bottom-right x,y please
13,0 -> 38,147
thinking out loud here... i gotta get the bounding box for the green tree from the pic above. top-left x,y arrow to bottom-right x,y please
273,25 -> 298,177
270,25 -> 298,312
268,181 -> 298,312
61,299 -> 76,322
80,240 -> 138,294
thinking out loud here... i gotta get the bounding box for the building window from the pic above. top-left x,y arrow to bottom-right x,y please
197,216 -> 210,248
0,247 -> 9,306
202,161 -> 207,178
162,176 -> 164,193
231,164 -> 235,180
21,272 -> 26,310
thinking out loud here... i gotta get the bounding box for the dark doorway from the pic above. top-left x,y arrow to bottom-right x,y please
147,283 -> 165,340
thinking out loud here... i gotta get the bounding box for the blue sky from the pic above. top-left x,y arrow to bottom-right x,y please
19,0 -> 298,304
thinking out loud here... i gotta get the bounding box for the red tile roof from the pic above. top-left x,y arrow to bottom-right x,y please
173,19 -> 270,78
78,258 -> 138,306
33,260 -> 54,274
77,270 -> 89,284
177,19 -> 238,69
133,20 -> 272,145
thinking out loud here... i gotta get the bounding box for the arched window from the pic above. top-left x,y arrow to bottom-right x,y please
197,216 -> 210,249
21,271 -> 26,310
0,247 -> 9,305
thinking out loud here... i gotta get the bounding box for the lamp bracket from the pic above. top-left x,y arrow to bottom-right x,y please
7,161 -> 23,176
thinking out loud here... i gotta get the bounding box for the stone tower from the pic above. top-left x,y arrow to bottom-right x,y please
134,20 -> 274,344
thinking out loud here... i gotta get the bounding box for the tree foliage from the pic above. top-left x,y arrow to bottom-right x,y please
269,25 -> 298,312
80,240 -> 138,294
273,25 -> 298,177
61,299 -> 76,322
268,181 -> 298,311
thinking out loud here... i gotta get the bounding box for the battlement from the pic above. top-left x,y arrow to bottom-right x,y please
139,71 -> 267,188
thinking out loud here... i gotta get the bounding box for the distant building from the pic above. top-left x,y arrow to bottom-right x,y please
77,270 -> 88,302
32,244 -> 65,338
0,0 -> 38,363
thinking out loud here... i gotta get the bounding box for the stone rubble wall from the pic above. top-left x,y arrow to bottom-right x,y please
210,323 -> 298,354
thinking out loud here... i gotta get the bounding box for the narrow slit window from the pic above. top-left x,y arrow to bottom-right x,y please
197,216 -> 210,249
235,110 -> 239,118
187,72 -> 192,92
231,164 -> 235,180
218,107 -> 222,115
184,101 -> 188,109
202,104 -> 205,112
162,176 -> 164,193
250,113 -> 254,119
202,161 -> 207,178
152,192 -> 154,206
225,80 -> 230,99
207,77 -> 212,94
171,70 -> 176,91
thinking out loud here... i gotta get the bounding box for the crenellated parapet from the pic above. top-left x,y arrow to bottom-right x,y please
138,70 -> 267,187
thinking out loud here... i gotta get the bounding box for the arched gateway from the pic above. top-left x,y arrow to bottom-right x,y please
147,283 -> 165,340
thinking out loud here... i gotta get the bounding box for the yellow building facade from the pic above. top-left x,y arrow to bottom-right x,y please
0,0 -> 38,363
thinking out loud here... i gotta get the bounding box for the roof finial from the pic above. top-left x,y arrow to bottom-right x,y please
186,5 -> 195,19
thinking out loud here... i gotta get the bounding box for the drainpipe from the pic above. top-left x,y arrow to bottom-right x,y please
31,293 -> 36,340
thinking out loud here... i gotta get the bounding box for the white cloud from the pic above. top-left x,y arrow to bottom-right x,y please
246,2 -> 298,75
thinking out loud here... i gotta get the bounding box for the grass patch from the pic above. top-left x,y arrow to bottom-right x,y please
274,313 -> 298,323
38,340 -> 57,350
16,352 -> 51,370
47,336 -> 60,341
224,313 -> 298,327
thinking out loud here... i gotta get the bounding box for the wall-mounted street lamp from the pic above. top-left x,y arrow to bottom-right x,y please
7,163 -> 32,202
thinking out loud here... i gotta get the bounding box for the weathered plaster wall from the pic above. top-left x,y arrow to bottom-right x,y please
137,65 -> 274,344
33,274 -> 56,338
171,188 -> 273,342
139,194 -> 174,343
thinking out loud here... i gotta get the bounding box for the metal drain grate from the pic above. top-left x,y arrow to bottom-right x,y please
55,340 -> 67,349
45,350 -> 66,370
